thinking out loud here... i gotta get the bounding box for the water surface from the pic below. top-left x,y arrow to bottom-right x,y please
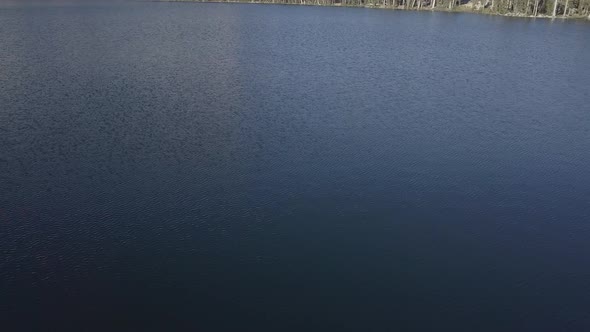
1,2 -> 589,331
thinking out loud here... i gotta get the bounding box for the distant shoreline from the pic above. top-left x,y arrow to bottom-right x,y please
161,0 -> 590,20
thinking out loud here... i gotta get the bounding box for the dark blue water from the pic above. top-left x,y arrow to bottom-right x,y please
1,2 -> 589,330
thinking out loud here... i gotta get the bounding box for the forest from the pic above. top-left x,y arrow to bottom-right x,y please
176,0 -> 590,18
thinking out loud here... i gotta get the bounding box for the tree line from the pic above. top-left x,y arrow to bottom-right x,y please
178,0 -> 590,18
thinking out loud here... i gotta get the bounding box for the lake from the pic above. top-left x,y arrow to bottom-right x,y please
1,1 -> 589,330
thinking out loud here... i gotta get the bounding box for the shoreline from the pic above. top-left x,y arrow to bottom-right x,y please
161,0 -> 590,20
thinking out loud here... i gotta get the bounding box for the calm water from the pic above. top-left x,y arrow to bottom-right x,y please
1,1 -> 589,330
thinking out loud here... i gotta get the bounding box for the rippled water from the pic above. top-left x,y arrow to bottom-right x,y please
1,2 -> 589,330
